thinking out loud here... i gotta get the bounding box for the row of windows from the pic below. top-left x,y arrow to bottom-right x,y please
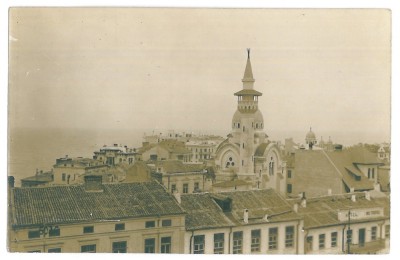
171,183 -> 200,194
193,226 -> 295,254
232,122 -> 264,130
307,225 -> 390,251
190,148 -> 214,153
28,220 -> 172,239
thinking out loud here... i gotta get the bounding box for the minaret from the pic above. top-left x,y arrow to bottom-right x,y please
231,49 -> 265,177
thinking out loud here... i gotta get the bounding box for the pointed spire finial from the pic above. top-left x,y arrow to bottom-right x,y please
247,48 -> 250,59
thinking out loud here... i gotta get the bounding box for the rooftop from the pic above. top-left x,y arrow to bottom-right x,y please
154,160 -> 206,174
181,189 -> 300,230
290,193 -> 389,229
11,181 -> 185,228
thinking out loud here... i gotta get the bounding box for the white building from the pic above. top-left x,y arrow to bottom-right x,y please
214,50 -> 285,193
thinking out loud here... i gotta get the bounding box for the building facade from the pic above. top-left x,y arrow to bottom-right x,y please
9,180 -> 186,253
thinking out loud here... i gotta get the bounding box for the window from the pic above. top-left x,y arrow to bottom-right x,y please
214,233 -> 224,254
145,221 -> 156,228
233,231 -> 243,254
269,160 -> 274,176
183,183 -> 189,194
285,226 -> 294,248
160,237 -> 171,253
171,184 -> 176,193
81,244 -> 96,253
385,225 -> 390,238
48,248 -> 61,253
372,168 -> 375,179
112,241 -> 127,253
251,229 -> 261,252
28,230 -> 40,239
287,184 -> 292,194
115,223 -> 125,231
319,234 -> 325,249
194,182 -> 199,191
162,219 -> 171,227
83,226 -> 94,234
287,170 -> 292,178
62,173 -> 66,181
306,236 -> 313,252
371,226 -> 377,240
194,235 -> 205,254
49,227 -> 60,237
331,232 -> 338,247
346,230 -> 353,244
144,238 -> 155,253
268,228 -> 278,250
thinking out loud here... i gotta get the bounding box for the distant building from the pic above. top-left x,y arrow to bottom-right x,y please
52,156 -> 109,185
214,50 -> 286,193
377,143 -> 390,163
291,192 -> 389,254
149,160 -> 212,194
20,170 -> 53,187
180,189 -> 304,254
8,179 -> 186,253
93,144 -> 138,166
139,140 -> 192,162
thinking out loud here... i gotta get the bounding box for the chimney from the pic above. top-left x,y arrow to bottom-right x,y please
374,183 -> 381,191
350,187 -> 355,193
8,176 -> 15,188
293,203 -> 299,213
173,191 -> 181,204
351,195 -> 356,202
84,175 -> 104,192
243,209 -> 249,224
263,214 -> 269,222
365,191 -> 371,201
328,189 -> 332,196
301,192 -> 307,208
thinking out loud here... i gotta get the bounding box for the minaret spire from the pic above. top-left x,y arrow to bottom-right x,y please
242,49 -> 255,88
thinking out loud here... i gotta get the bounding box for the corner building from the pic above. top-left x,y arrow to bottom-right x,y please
214,50 -> 285,193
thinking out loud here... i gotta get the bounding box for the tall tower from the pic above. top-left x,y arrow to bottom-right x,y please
231,49 -> 266,178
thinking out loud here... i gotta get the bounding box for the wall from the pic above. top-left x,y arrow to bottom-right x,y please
10,215 -> 185,253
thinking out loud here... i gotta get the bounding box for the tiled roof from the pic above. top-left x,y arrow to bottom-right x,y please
11,181 -> 185,227
291,194 -> 389,229
181,189 -> 301,230
155,160 -> 205,174
181,193 -> 234,230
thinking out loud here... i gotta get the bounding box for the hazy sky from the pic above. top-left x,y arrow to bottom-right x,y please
8,8 -> 391,143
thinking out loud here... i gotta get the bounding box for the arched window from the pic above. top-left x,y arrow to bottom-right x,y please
269,158 -> 275,176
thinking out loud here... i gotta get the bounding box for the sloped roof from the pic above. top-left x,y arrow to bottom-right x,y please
181,189 -> 300,230
124,161 -> 153,183
325,148 -> 380,190
21,173 -> 53,183
181,193 -> 234,230
139,140 -> 191,155
11,181 -> 185,227
291,194 -> 389,229
254,142 -> 271,157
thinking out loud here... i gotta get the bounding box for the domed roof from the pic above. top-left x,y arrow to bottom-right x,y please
306,127 -> 316,140
232,109 -> 264,124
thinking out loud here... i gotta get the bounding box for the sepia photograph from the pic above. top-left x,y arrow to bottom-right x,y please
5,5 -> 394,255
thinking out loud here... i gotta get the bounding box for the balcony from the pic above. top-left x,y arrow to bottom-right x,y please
349,239 -> 386,254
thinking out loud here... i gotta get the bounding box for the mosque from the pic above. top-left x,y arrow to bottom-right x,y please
214,50 -> 286,194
